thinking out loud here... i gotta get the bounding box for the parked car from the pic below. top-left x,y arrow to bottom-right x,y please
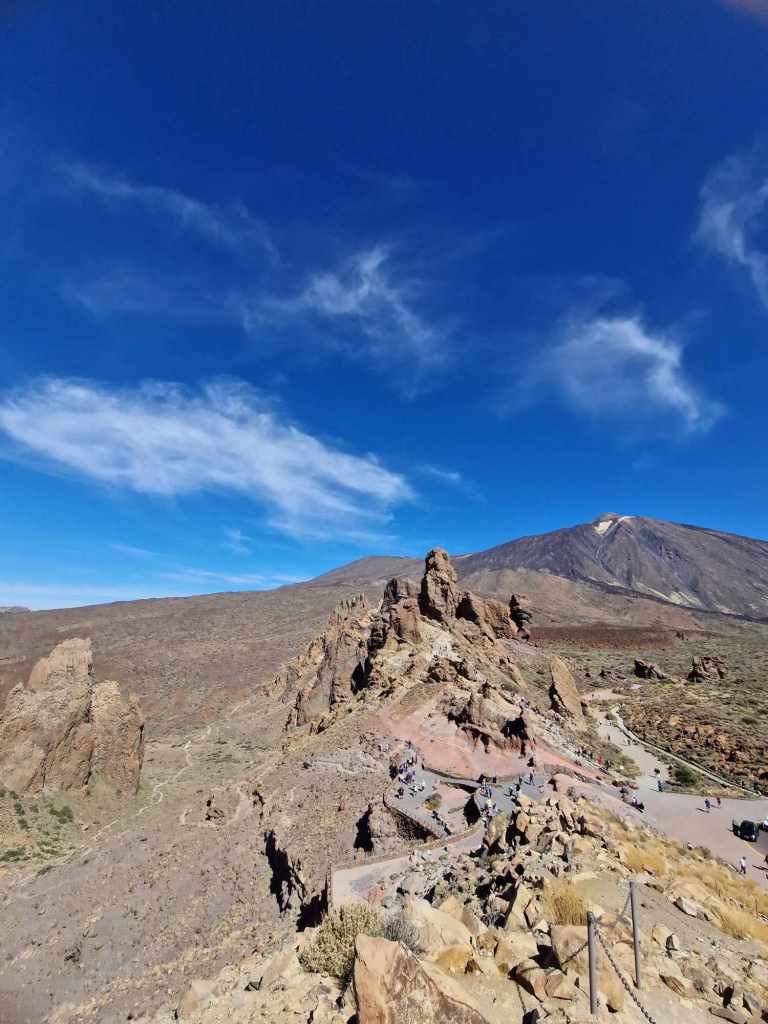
733,820 -> 760,841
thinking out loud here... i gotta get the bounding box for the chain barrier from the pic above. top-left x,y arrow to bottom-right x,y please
594,915 -> 659,1024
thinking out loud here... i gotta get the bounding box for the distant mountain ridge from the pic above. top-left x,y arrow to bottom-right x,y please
315,513 -> 768,621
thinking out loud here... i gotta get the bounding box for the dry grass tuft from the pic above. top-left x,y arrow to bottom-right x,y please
300,904 -> 382,983
715,906 -> 768,944
623,845 -> 667,876
542,880 -> 589,926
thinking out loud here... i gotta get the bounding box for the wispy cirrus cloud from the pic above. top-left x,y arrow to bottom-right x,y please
0,377 -> 412,541
696,143 -> 768,309
720,0 -> 768,21
521,314 -> 724,437
222,527 -> 252,554
158,566 -> 304,586
110,542 -> 158,560
419,464 -> 464,485
63,161 -> 277,259
249,246 -> 451,388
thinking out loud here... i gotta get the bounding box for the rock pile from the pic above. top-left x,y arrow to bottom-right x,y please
168,781 -> 768,1024
0,637 -> 144,795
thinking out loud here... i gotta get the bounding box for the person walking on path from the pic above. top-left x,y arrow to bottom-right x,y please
739,856 -> 748,876
716,795 -> 722,808
705,798 -> 711,813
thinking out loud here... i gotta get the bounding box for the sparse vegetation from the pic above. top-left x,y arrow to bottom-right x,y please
49,804 -> 74,824
378,912 -> 422,953
424,792 -> 442,812
542,880 -> 588,926
300,905 -> 424,984
622,845 -> 667,876
300,904 -> 383,984
673,765 -> 697,787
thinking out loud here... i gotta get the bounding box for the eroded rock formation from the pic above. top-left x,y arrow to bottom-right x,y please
688,654 -> 728,683
284,550 -> 533,750
419,547 -> 458,625
548,656 -> 585,730
0,638 -> 144,795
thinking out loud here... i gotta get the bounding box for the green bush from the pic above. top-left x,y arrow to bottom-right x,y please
674,765 -> 697,786
300,905 -> 383,984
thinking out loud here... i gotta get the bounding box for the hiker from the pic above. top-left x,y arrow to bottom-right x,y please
657,779 -> 663,792
528,771 -> 534,785
739,856 -> 748,876
716,796 -> 722,808
704,798 -> 711,813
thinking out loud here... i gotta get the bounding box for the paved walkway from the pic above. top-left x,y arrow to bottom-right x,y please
587,702 -> 768,884
333,768 -> 549,906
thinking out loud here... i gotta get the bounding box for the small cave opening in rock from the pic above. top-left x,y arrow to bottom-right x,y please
353,807 -> 374,852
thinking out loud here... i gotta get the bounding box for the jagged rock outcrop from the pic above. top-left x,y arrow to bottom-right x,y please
688,654 -> 728,683
456,592 -> 517,640
448,683 -> 535,756
419,547 -> 458,625
285,550 -> 531,751
508,593 -> 532,640
548,656 -> 586,730
634,658 -> 666,680
286,596 -> 372,731
0,638 -> 144,795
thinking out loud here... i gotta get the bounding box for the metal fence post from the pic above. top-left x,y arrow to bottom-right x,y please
629,879 -> 642,990
587,911 -> 598,1016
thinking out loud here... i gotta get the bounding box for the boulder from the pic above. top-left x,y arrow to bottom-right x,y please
402,896 -> 473,955
688,655 -> 728,683
353,934 -> 491,1024
548,657 -> 586,729
0,638 -> 144,795
513,958 -> 548,1000
633,659 -> 666,680
419,548 -> 459,625
494,931 -> 539,972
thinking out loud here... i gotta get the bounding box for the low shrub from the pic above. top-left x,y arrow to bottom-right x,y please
378,912 -> 422,953
542,880 -> 588,926
424,792 -> 442,812
300,904 -> 383,984
673,765 -> 697,787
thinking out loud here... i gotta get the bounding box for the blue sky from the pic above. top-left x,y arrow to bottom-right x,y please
2,0 -> 768,608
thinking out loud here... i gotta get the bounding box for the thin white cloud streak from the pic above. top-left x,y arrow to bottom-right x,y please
419,464 -> 463,485
524,315 -> 724,436
250,246 -> 448,382
222,527 -> 252,554
63,161 -> 277,260
0,378 -> 412,541
697,146 -> 768,309
110,542 -> 158,560
0,572 -> 306,610
158,566 -> 306,586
